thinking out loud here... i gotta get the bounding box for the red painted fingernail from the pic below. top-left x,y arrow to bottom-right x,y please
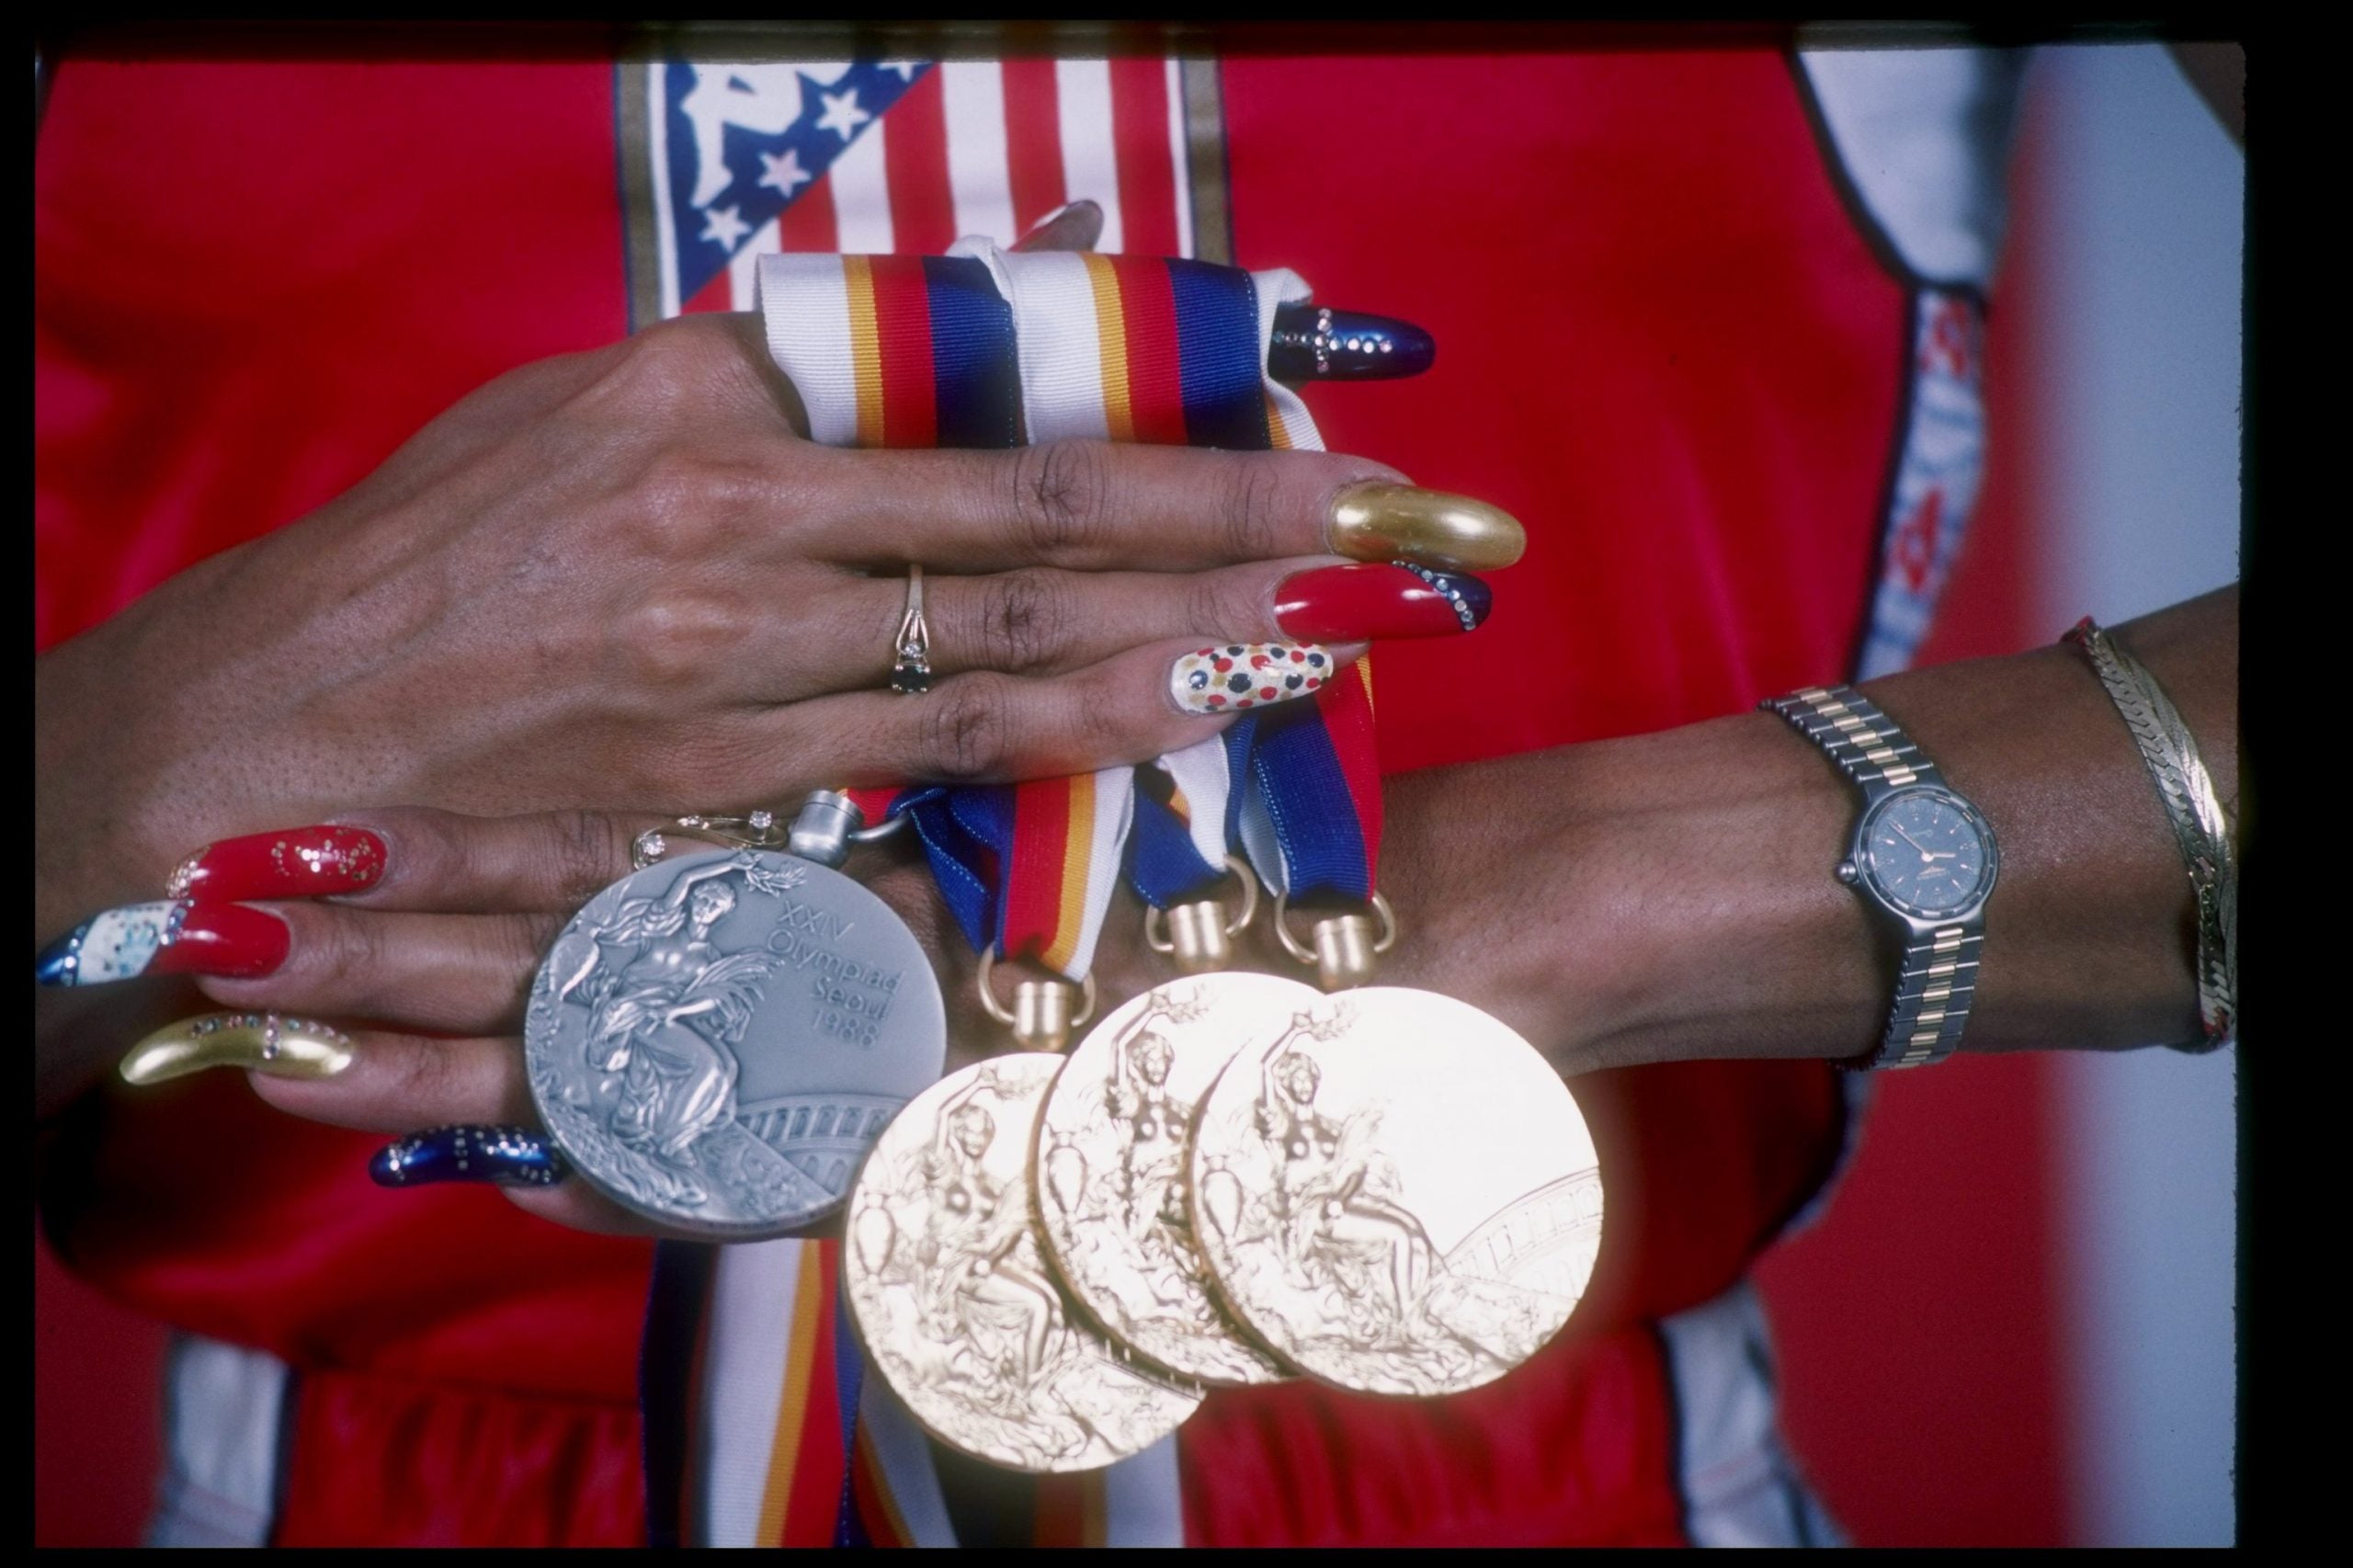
167,825 -> 387,902
141,903 -> 292,981
1272,562 -> 1492,642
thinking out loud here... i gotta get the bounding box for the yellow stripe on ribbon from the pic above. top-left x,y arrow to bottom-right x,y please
1082,255 -> 1135,443
843,256 -> 885,448
754,1245 -> 831,1544
1042,772 -> 1097,975
1264,393 -> 1296,450
1353,653 -> 1375,711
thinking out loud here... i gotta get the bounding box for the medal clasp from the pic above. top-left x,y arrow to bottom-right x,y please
975,948 -> 1097,1052
1143,855 -> 1261,975
1271,890 -> 1398,993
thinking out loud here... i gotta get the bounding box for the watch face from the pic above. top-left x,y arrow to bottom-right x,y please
1859,788 -> 1995,920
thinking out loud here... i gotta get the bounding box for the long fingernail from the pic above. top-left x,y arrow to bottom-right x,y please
370,1126 -> 570,1188
1268,305 -> 1436,382
1274,562 -> 1491,642
167,825 -> 387,902
119,1011 -> 356,1085
1170,643 -> 1336,714
1328,483 -> 1526,572
38,901 -> 290,986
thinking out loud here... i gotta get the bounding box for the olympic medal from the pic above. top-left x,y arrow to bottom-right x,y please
525,848 -> 945,1238
1035,974 -> 1320,1386
844,1054 -> 1202,1471
1188,987 -> 1603,1398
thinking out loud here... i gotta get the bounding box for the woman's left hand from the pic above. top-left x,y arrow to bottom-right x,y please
106,805 -> 1171,1237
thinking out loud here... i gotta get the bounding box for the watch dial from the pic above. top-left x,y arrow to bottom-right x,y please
1862,791 -> 1989,918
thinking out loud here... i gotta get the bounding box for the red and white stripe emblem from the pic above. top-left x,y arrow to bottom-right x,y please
633,58 -> 1213,324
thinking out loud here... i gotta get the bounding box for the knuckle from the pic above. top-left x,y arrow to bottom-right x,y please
618,589 -> 745,690
1185,572 -> 1272,642
490,915 -> 558,1000
1006,440 -> 1114,562
976,570 -> 1080,673
621,449 -> 711,533
540,812 -> 634,905
298,905 -> 384,994
613,320 -> 723,407
919,676 -> 1019,781
394,1034 -> 457,1108
1075,676 -> 1144,756
1217,452 -> 1290,561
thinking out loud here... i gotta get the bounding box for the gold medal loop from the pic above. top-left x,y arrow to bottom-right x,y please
975,948 -> 1098,1051
1142,855 -> 1261,974
1271,890 -> 1398,992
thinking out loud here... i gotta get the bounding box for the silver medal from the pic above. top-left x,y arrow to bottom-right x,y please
525,846 -> 946,1237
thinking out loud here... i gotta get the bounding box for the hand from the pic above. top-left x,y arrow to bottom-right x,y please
35,290 -> 1418,939
107,804 -> 1201,1235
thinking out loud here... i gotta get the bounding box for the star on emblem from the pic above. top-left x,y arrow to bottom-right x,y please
813,86 -> 871,142
756,148 -> 813,198
879,61 -> 921,80
699,203 -> 753,250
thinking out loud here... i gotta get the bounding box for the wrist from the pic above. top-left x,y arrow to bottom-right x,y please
1384,712 -> 1885,1074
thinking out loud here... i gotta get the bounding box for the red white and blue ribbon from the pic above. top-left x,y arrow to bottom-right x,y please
650,233 -> 1373,1550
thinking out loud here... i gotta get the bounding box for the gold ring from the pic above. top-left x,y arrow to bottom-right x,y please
891,564 -> 933,695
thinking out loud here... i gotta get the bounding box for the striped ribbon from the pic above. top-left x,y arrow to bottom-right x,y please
1238,657 -> 1382,900
653,240 -> 1375,1548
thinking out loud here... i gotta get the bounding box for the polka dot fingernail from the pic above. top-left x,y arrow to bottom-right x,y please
1169,642 -> 1336,716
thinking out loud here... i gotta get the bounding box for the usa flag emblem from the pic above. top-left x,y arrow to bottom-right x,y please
620,57 -> 1230,328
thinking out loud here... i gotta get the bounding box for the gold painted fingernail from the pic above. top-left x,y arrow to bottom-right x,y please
1328,482 -> 1527,572
119,1012 -> 357,1086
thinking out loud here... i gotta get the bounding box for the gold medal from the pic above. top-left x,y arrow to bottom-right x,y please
1187,986 -> 1603,1398
843,1053 -> 1201,1471
1034,974 -> 1320,1387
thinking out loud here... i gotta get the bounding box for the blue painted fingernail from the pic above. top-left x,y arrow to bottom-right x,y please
370,1126 -> 569,1188
1269,304 -> 1437,382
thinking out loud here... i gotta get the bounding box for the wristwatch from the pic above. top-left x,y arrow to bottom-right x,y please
1762,684 -> 1999,1069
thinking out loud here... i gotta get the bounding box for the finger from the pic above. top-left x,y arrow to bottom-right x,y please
506,1182 -> 672,1236
197,904 -> 562,1038
794,637 -> 1364,789
804,439 -> 1424,574
368,1123 -> 569,1189
170,808 -> 654,916
798,557 -> 1487,687
1011,199 -> 1104,253
363,1125 -> 671,1236
248,1047 -> 697,1237
245,1028 -> 533,1132
1267,304 -> 1438,383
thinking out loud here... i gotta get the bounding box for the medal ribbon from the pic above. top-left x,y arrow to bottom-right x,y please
649,240 -> 1375,1547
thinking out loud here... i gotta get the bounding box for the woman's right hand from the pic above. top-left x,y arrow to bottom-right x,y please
36,307 -> 1432,939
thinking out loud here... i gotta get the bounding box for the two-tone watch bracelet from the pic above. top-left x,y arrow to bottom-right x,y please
1766,685 -> 1988,1071
2063,618 -> 2237,1050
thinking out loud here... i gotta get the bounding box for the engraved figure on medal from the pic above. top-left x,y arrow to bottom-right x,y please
1189,987 -> 1604,1398
844,1055 -> 1200,1472
526,849 -> 945,1237
1036,974 -> 1320,1385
